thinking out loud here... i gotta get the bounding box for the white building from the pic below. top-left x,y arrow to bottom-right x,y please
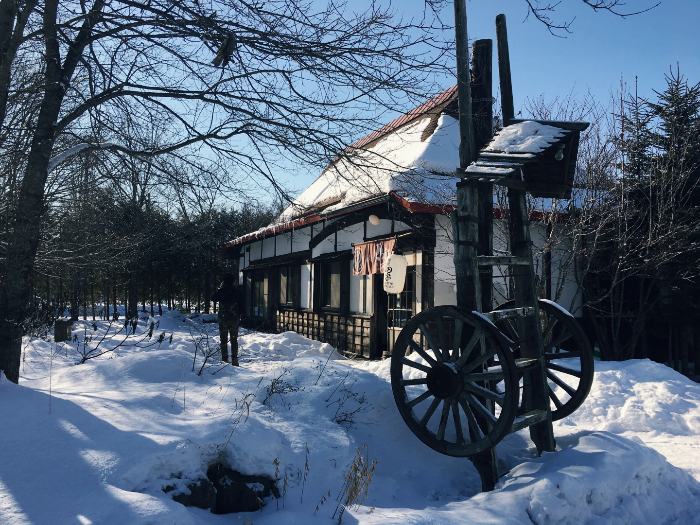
223,87 -> 581,359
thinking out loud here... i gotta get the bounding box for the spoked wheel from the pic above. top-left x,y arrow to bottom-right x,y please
390,306 -> 519,457
493,299 -> 594,421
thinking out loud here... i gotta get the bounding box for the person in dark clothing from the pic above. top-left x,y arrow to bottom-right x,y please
211,273 -> 241,366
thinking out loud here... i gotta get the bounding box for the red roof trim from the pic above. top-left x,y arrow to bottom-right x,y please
389,192 -> 454,215
221,194 -> 570,258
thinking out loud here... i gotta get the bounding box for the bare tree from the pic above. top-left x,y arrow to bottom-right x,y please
522,0 -> 660,35
0,0 -> 453,383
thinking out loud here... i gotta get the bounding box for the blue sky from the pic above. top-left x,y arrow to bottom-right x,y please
458,0 -> 699,111
274,0 -> 699,198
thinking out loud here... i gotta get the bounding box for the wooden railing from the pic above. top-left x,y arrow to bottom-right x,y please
276,309 -> 376,359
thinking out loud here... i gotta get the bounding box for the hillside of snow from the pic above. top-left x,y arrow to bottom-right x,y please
2,311 -> 700,524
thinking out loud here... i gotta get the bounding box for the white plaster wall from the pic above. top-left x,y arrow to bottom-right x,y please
365,218 -> 392,237
490,219 -> 510,307
475,218 -> 582,316
262,236 -> 275,258
301,262 -> 312,309
293,227 -> 311,252
551,232 -> 582,316
434,214 -> 456,306
277,232 -> 292,256
530,223 -> 546,296
337,223 -> 364,251
350,273 -> 363,313
312,235 -> 336,257
366,274 -> 374,314
249,240 -> 263,261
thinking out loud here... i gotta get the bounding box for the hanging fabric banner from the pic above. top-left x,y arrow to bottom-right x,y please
352,238 -> 396,275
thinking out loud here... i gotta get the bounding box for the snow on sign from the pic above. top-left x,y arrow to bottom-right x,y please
384,253 -> 408,294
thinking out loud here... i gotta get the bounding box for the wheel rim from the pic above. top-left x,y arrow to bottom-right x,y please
494,300 -> 594,421
390,306 -> 519,457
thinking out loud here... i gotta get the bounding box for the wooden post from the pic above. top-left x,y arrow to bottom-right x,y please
497,13 -> 555,454
496,14 -> 515,125
508,188 -> 556,454
452,0 -> 479,312
453,0 -> 498,492
472,39 -> 494,313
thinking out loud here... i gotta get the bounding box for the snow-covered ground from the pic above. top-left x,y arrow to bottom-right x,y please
2,310 -> 700,524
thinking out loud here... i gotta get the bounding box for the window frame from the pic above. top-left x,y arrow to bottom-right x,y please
278,264 -> 299,308
320,260 -> 342,309
247,269 -> 268,319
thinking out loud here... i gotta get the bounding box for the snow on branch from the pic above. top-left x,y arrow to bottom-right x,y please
47,142 -> 119,173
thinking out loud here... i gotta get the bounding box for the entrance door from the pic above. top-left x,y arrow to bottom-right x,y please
373,275 -> 388,357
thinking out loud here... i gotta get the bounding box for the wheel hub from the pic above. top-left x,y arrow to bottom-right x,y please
426,363 -> 462,399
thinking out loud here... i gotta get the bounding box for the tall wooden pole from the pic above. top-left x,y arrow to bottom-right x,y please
454,0 -> 475,168
496,13 -> 556,455
472,39 -> 494,313
452,0 -> 479,313
452,0 -> 498,492
495,14 -> 515,125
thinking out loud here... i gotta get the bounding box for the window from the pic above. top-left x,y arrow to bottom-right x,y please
313,255 -> 350,314
247,270 -> 268,318
279,265 -> 294,306
321,260 -> 341,309
388,265 -> 415,328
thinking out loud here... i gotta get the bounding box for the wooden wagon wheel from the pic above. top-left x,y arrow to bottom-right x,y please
493,299 -> 594,421
390,306 -> 519,457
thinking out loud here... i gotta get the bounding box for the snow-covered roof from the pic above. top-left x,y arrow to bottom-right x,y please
276,113 -> 461,223
225,87 -> 463,249
485,120 -> 567,154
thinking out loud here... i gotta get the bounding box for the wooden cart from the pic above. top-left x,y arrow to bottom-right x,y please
388,11 -> 595,491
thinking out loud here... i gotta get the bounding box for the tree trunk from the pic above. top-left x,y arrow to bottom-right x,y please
157,280 -> 162,316
82,278 -> 87,320
113,282 -> 118,320
105,280 -> 110,320
668,322 -> 674,369
693,323 -> 700,375
674,324 -> 681,371
149,269 -> 154,316
204,265 -> 211,314
71,284 -> 79,321
638,322 -> 648,360
681,324 -> 690,376
128,267 -> 138,319
197,274 -> 202,313
0,0 -> 71,383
